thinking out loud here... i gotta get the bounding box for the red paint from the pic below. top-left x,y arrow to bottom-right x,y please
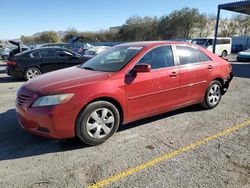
16,42 -> 233,139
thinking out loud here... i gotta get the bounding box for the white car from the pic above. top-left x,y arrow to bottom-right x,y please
191,37 -> 232,58
84,46 -> 111,58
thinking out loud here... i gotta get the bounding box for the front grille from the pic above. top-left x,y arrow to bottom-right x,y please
16,95 -> 30,107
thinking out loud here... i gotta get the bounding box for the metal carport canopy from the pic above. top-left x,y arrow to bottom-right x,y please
213,0 -> 250,53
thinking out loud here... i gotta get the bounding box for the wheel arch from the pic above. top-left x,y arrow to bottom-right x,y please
221,50 -> 228,57
75,96 -> 125,134
213,77 -> 224,86
212,77 -> 227,95
23,66 -> 43,79
24,65 -> 43,74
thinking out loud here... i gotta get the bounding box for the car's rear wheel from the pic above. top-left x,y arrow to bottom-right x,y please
221,50 -> 227,58
201,80 -> 222,109
76,101 -> 120,145
24,67 -> 42,80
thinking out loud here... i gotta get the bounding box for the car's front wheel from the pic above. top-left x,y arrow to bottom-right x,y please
201,80 -> 222,109
76,101 -> 120,145
24,67 -> 42,80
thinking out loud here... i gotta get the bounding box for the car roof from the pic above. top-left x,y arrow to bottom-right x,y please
117,41 -> 189,48
16,47 -> 81,56
87,46 -> 110,51
192,37 -> 231,40
41,43 -> 70,46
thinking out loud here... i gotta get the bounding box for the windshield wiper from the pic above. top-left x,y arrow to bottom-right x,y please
82,66 -> 95,71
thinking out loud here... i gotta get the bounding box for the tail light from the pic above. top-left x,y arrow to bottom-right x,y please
228,63 -> 232,71
7,61 -> 16,65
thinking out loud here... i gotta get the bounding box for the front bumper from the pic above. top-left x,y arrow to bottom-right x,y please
15,88 -> 80,139
16,105 -> 77,139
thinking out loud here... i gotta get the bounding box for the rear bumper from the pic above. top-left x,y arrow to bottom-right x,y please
6,65 -> 23,78
222,72 -> 233,94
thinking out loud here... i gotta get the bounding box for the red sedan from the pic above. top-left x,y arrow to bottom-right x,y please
16,41 -> 233,145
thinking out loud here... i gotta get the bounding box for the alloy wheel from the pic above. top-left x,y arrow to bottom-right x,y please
86,108 -> 115,139
26,68 -> 41,80
208,84 -> 221,106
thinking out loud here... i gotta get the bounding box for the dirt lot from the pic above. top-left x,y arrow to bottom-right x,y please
0,57 -> 249,188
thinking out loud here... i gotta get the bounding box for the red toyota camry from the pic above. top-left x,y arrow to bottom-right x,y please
16,41 -> 233,145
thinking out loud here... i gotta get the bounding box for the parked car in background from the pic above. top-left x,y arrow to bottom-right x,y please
6,47 -> 87,80
41,42 -> 93,54
40,43 -> 73,49
191,37 -> 232,58
83,46 -> 111,59
0,48 -> 11,60
236,48 -> 250,61
8,40 -> 29,58
16,41 -> 233,145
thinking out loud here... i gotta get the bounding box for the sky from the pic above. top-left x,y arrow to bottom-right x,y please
0,0 -> 237,39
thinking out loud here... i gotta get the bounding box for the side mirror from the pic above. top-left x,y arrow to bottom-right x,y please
133,64 -> 151,73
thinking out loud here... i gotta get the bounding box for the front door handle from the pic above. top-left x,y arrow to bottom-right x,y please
169,71 -> 178,77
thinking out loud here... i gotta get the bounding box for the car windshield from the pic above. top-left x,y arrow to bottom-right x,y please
191,39 -> 208,45
80,45 -> 143,72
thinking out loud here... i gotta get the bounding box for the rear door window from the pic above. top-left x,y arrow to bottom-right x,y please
39,50 -> 55,58
197,50 -> 212,62
176,46 -> 200,65
56,50 -> 74,58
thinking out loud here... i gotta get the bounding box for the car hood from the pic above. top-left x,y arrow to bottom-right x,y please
23,66 -> 111,94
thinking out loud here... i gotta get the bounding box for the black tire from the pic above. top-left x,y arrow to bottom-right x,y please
201,80 -> 222,109
24,67 -> 42,80
76,101 -> 120,146
221,50 -> 227,58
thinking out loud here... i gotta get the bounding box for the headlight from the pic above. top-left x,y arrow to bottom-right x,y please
32,93 -> 75,107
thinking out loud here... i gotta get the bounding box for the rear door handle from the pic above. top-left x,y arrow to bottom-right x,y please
208,65 -> 213,69
169,71 -> 178,77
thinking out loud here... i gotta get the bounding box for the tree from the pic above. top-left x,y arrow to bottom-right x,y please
96,30 -> 118,42
37,31 -> 60,43
158,7 -> 200,39
233,14 -> 250,36
17,7 -> 250,44
62,28 -> 78,42
79,32 -> 99,42
194,14 -> 216,37
218,17 -> 239,37
203,15 -> 216,37
20,35 -> 35,44
118,16 -> 159,41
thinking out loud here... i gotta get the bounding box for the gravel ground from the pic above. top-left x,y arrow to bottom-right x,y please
0,58 -> 249,188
